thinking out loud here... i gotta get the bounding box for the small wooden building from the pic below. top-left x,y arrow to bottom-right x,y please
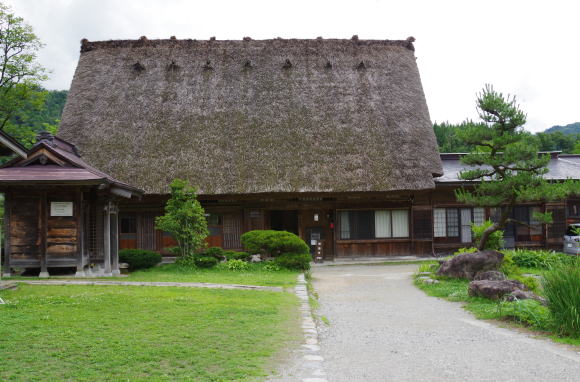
0,132 -> 142,277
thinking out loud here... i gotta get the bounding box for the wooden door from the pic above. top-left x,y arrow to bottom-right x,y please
223,213 -> 243,249
299,209 -> 334,260
9,197 -> 41,261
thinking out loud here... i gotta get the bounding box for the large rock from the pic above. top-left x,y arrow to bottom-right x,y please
437,250 -> 504,279
469,279 -> 546,303
468,279 -> 526,299
505,289 -> 547,305
474,270 -> 507,281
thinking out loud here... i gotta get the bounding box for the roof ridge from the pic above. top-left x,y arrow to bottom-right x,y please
80,36 -> 417,53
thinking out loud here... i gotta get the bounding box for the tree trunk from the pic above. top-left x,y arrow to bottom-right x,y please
477,205 -> 512,250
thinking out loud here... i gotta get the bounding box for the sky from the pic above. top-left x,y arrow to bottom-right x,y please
5,0 -> 580,133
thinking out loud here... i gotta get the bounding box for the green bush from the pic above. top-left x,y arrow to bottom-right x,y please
224,251 -> 251,262
505,249 -> 574,270
174,253 -> 197,267
472,220 -> 504,250
203,247 -> 226,260
241,230 -> 309,258
499,252 -> 520,278
453,247 -> 478,256
498,299 -> 552,331
224,259 -> 249,271
194,256 -> 219,269
543,260 -> 580,337
119,249 -> 162,271
262,261 -> 282,272
274,252 -> 312,270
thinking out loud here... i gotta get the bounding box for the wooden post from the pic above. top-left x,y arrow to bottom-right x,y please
111,203 -> 120,276
2,192 -> 11,277
39,192 -> 49,278
75,190 -> 85,277
103,201 -> 112,276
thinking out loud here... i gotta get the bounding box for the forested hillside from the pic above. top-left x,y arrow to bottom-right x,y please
545,122 -> 580,135
434,122 -> 580,154
3,89 -> 68,148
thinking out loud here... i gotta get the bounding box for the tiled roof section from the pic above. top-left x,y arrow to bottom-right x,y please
437,152 -> 580,183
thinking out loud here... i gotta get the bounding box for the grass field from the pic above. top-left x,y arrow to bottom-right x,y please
7,264 -> 300,289
0,284 -> 299,381
122,264 -> 299,288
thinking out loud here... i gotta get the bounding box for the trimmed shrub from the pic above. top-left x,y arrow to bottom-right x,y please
119,249 -> 162,271
224,259 -> 249,271
194,256 -> 219,269
224,251 -> 251,262
203,247 -> 226,260
543,260 -> 580,337
241,230 -> 309,258
274,252 -> 312,271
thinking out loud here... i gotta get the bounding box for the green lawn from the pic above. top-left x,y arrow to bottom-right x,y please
7,264 -> 300,289
0,284 -> 300,381
122,264 -> 299,288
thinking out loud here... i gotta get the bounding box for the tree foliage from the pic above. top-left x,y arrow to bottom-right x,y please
455,85 -> 580,250
434,122 -> 580,154
0,3 -> 47,132
155,179 -> 209,258
4,88 -> 66,147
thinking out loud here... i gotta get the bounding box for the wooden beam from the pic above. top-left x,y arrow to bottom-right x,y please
111,203 -> 120,276
39,192 -> 49,278
2,192 -> 11,277
75,190 -> 85,277
103,201 -> 112,276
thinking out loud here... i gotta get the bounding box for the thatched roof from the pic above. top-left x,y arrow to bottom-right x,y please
59,37 -> 442,195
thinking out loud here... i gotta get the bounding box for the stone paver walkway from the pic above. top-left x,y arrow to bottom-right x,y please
313,264 -> 580,382
1,279 -> 282,292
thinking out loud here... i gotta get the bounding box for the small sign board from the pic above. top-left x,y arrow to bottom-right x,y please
51,202 -> 73,217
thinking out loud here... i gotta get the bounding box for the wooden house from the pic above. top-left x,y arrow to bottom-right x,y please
0,131 -> 142,277
0,37 -> 578,276
55,37 -> 443,262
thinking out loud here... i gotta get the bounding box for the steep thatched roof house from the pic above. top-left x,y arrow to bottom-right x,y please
59,37 -> 442,194
34,36 -> 443,265
9,36 -> 575,277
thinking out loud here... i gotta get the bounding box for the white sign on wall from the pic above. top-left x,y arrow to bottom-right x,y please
51,202 -> 73,217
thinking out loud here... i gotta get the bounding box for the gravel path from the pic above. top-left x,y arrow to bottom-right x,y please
313,264 -> 580,382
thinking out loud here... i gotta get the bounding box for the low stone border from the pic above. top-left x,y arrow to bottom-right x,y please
3,280 -> 282,292
295,274 -> 328,382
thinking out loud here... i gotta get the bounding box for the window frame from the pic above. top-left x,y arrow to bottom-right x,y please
433,207 -> 485,242
338,208 -> 410,240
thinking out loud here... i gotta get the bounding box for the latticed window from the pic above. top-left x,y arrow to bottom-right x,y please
446,209 -> 459,237
433,207 -> 486,242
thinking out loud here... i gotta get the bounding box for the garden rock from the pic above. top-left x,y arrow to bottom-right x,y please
437,250 -> 504,279
505,289 -> 547,305
474,270 -> 506,281
250,254 -> 262,262
468,279 -> 527,300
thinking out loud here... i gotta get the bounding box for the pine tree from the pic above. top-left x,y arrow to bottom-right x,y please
455,85 -> 580,249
